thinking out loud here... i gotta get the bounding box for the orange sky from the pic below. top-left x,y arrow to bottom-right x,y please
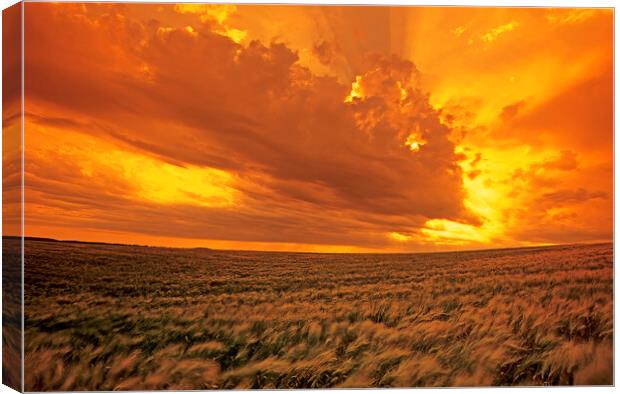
2,4 -> 613,252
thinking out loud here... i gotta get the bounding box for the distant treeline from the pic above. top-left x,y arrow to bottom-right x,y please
3,235 -> 141,248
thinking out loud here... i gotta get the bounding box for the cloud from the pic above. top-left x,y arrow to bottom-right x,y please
313,41 -> 335,66
500,66 -> 613,153
16,4 -> 613,251
539,150 -> 579,172
22,4 -> 473,250
2,3 -> 21,114
481,21 -> 518,43
537,188 -> 607,206
2,4 -> 23,236
500,100 -> 525,121
546,9 -> 597,25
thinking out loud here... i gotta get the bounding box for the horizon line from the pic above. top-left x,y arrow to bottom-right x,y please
1,235 -> 613,255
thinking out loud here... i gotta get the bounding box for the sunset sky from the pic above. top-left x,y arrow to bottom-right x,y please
3,3 -> 613,252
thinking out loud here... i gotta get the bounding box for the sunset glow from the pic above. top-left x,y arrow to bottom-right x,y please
4,4 -> 612,252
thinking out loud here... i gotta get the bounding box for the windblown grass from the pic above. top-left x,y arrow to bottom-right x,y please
21,239 -> 612,390
3,239 -> 22,390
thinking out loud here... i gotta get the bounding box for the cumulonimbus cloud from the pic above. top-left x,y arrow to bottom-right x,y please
19,3 -> 475,249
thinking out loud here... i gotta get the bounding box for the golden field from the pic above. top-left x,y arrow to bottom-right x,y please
19,238 -> 612,390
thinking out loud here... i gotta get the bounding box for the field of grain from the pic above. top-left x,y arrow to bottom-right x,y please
20,238 -> 612,390
2,238 -> 22,390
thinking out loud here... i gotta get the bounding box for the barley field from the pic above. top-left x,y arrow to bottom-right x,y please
20,238 -> 612,390
2,238 -> 22,390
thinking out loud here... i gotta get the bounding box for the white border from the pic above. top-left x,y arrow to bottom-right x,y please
0,1 -> 616,393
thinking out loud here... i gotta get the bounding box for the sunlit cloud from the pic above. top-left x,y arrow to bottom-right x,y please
389,232 -> 413,242
481,21 -> 519,43
404,133 -> 426,152
546,9 -> 597,25
421,218 -> 490,245
452,25 -> 467,37
344,75 -> 364,103
174,3 -> 247,43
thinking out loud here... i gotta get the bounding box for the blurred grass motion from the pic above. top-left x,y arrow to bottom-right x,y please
21,238 -> 612,390
3,238 -> 22,390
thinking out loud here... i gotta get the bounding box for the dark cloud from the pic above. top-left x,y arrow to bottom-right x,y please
313,40 -> 335,66
538,188 -> 607,206
539,150 -> 579,172
500,100 -> 525,121
3,3 -> 23,235
501,66 -> 613,154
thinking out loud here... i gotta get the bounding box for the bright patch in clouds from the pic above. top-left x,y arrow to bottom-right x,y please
481,21 -> 519,43
405,133 -> 426,152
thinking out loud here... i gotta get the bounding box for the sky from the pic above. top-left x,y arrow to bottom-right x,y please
2,3 -> 613,252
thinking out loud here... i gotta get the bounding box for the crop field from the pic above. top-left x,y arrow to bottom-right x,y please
2,238 -> 22,390
20,238 -> 612,390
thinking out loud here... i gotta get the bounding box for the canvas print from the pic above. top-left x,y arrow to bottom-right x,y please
2,2 -> 614,391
